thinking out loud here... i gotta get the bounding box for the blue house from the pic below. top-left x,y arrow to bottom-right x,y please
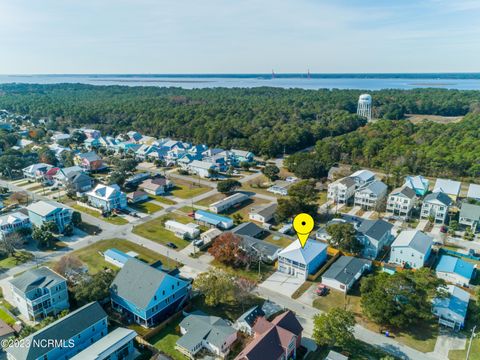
26,200 -> 73,233
110,259 -> 191,328
404,175 -> 429,196
6,302 -> 109,360
436,255 -> 475,287
194,210 -> 234,229
228,149 -> 255,165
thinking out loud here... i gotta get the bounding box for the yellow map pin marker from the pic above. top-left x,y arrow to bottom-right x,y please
293,213 -> 314,248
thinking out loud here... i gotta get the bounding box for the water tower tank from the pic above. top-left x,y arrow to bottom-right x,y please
357,94 -> 372,121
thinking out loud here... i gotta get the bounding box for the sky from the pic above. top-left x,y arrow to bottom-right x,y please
0,0 -> 479,74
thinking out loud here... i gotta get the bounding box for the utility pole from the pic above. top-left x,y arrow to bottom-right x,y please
466,325 -> 476,360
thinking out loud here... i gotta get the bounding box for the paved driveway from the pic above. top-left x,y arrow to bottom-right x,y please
259,271 -> 304,297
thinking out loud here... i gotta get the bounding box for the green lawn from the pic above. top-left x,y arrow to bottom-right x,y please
0,251 -> 34,269
263,233 -> 293,248
131,201 -> 163,214
132,213 -> 194,249
149,317 -> 184,360
190,294 -> 263,322
317,191 -> 328,205
71,204 -> 129,225
313,287 -> 438,353
149,195 -> 177,205
48,238 -> 181,274
194,193 -> 225,207
211,259 -> 275,283
0,307 -> 16,326
449,335 -> 480,360
170,179 -> 211,199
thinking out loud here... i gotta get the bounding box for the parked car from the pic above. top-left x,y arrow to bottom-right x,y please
166,242 -> 178,249
315,284 -> 328,296
193,239 -> 203,247
440,226 -> 448,233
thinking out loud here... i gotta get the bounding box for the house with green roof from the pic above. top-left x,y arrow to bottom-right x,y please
9,266 -> 69,322
110,258 -> 191,328
175,311 -> 237,359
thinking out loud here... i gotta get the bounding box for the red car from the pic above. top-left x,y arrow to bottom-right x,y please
315,284 -> 328,296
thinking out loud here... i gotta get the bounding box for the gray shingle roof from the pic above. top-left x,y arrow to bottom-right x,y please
424,191 -> 453,206
339,177 -> 356,187
9,267 -> 65,294
460,202 -> 480,221
392,230 -> 433,255
232,222 -> 264,238
110,258 -> 187,310
357,219 -> 393,243
241,235 -> 281,259
322,256 -> 371,286
6,302 -> 107,360
177,312 -> 236,352
358,180 -> 387,196
251,203 -> 277,219
391,186 -> 416,199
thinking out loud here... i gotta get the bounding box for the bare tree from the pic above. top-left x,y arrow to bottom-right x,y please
53,254 -> 85,278
0,231 -> 25,256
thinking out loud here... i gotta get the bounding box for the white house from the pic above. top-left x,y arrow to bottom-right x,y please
420,191 -> 453,224
386,186 -> 416,220
0,212 -> 31,240
354,180 -> 387,210
9,267 -> 69,322
350,169 -> 375,187
209,193 -> 249,214
390,230 -> 433,269
22,163 -> 53,180
267,181 -> 291,196
466,184 -> 480,201
176,313 -> 237,359
459,202 -> 480,232
327,177 -> 356,204
187,160 -> 218,178
164,220 -> 200,239
432,285 -> 470,330
249,203 -> 277,224
433,178 -> 461,202
321,256 -> 372,293
435,255 -> 475,287
86,184 -> 127,212
277,240 -> 327,280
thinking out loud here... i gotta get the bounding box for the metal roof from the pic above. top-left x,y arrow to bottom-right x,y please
436,255 -> 475,280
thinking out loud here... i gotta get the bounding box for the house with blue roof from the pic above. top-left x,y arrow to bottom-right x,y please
110,258 -> 191,327
404,175 -> 429,196
194,210 -> 234,229
432,285 -> 470,330
435,255 -> 475,287
104,248 -> 139,268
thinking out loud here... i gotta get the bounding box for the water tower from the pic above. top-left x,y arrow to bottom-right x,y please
357,94 -> 372,121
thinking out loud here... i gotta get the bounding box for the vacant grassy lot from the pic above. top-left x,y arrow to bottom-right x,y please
170,179 -> 211,199
194,193 -> 225,207
0,251 -> 34,269
131,201 -> 163,214
149,195 -> 177,205
132,213 -> 194,249
406,113 -> 463,125
313,287 -> 438,353
190,294 -> 263,322
71,204 -> 128,225
211,259 -> 275,283
149,317 -> 184,360
48,238 -> 180,274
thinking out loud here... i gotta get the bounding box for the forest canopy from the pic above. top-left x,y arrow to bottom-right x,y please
1,84 -> 479,159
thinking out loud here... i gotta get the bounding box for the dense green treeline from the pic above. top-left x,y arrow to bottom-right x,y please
286,113 -> 480,180
1,84 -> 479,157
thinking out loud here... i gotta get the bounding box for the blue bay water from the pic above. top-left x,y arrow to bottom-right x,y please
1,73 -> 480,90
